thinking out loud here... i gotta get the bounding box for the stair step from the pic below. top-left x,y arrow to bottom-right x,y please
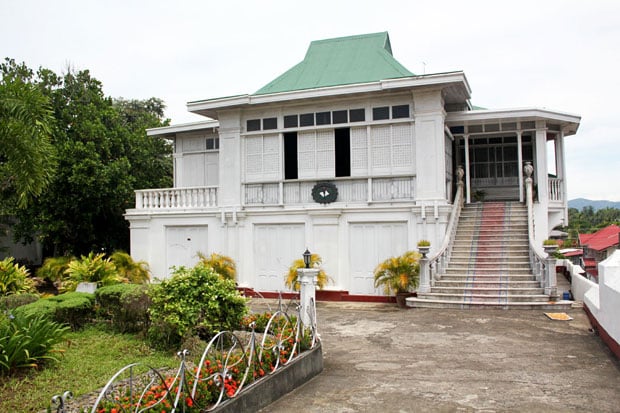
406,297 -> 573,310
417,293 -> 551,303
435,281 -> 541,288
432,287 -> 544,295
440,274 -> 537,280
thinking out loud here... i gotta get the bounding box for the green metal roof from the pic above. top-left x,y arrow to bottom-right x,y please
254,32 -> 414,95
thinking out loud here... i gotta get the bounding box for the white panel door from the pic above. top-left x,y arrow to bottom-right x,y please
165,226 -> 208,277
349,222 -> 408,295
253,224 -> 305,292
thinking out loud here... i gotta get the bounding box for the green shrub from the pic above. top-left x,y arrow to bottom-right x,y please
109,251 -> 150,284
147,263 -> 248,349
63,252 -> 121,292
0,312 -> 69,376
96,284 -> 151,333
36,256 -> 74,284
0,293 -> 39,311
12,292 -> 95,330
0,257 -> 35,296
11,299 -> 56,320
52,293 -> 95,330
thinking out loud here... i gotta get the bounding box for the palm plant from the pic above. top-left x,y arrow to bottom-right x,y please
197,252 -> 237,281
285,254 -> 331,291
109,251 -> 150,284
373,251 -> 421,295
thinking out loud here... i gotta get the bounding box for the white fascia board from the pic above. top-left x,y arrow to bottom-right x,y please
187,71 -> 470,116
446,108 -> 581,125
146,120 -> 220,137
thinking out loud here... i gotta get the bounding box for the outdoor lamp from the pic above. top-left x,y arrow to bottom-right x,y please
303,248 -> 311,268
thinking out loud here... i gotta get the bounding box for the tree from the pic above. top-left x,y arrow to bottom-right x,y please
0,59 -> 56,211
8,61 -> 172,256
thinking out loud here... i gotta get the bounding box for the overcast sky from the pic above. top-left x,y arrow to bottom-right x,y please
2,0 -> 619,201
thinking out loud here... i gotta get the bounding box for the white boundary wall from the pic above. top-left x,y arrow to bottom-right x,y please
565,251 -> 620,350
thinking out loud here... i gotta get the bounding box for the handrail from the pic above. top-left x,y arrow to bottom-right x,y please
423,166 -> 464,289
524,162 -> 557,299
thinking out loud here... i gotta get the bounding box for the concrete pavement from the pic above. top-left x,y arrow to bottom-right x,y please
259,302 -> 620,412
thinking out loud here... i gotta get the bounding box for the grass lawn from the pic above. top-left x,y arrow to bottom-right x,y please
0,326 -> 179,412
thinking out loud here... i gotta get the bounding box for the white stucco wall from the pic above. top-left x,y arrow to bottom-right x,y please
567,253 -> 620,350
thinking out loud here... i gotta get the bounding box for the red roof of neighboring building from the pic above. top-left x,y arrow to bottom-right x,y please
579,224 -> 620,252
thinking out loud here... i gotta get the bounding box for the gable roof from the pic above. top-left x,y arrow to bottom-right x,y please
254,32 -> 414,95
579,224 -> 620,251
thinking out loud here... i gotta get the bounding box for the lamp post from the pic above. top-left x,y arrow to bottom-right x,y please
303,248 -> 312,268
298,249 -> 318,327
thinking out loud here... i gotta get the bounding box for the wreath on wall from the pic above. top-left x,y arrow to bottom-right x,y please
311,182 -> 338,204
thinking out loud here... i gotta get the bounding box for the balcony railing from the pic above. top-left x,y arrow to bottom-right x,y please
243,176 -> 416,206
134,186 -> 218,209
548,177 -> 563,202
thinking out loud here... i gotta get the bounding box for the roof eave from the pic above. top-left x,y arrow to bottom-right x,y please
187,71 -> 470,119
146,119 -> 220,138
446,108 -> 581,135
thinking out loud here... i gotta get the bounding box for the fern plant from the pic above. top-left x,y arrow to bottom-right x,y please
197,252 -> 236,281
109,251 -> 150,284
0,257 -> 35,296
285,254 -> 331,291
63,252 -> 120,292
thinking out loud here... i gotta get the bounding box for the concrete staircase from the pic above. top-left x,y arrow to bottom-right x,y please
408,202 -> 571,309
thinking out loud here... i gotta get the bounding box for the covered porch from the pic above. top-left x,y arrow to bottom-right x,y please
446,109 -> 580,206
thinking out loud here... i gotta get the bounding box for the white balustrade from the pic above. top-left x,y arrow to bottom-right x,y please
134,187 -> 218,209
548,177 -> 563,202
243,176 -> 416,206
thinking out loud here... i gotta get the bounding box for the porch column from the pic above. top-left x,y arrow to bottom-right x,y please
556,131 -> 567,209
534,121 -> 549,205
517,131 -> 524,202
464,134 -> 471,204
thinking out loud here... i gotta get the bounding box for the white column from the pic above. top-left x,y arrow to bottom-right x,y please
418,254 -> 431,293
298,268 -> 318,328
413,89 -> 447,204
464,134 -> 471,204
517,131 -> 524,202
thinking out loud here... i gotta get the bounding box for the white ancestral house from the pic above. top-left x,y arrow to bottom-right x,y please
126,32 -> 580,298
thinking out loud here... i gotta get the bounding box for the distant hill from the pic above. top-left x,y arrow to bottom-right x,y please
568,198 -> 620,211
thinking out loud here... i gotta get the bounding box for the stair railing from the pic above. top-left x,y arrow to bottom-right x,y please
524,162 -> 558,299
423,166 -> 464,290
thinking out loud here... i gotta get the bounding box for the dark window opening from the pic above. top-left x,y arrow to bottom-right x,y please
335,128 -> 351,177
247,119 -> 261,131
263,117 -> 278,130
284,132 -> 298,180
284,115 -> 298,128
450,126 -> 465,134
332,110 -> 348,124
392,105 -> 410,119
349,108 -> 365,122
316,111 -> 331,125
372,106 -> 389,120
300,113 -> 314,127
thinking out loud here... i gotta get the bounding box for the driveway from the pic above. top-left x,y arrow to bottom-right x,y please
260,302 -> 620,412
